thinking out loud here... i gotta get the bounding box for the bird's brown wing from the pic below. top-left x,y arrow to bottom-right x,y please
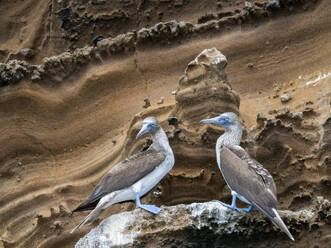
72,147 -> 166,212
220,145 -> 294,240
227,145 -> 277,196
219,146 -> 278,215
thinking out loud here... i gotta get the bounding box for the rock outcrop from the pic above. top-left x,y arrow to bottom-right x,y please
75,199 -> 329,248
1,1 -> 330,248
0,1 -> 320,86
174,48 -> 240,126
74,47 -> 331,247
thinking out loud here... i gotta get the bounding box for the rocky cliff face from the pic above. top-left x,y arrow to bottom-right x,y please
75,49 -> 330,248
0,1 -> 330,248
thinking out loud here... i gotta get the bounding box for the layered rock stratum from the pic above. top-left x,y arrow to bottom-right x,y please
0,1 -> 330,248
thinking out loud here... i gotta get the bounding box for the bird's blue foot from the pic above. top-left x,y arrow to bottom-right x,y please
212,200 -> 242,212
212,194 -> 252,213
241,205 -> 253,213
135,193 -> 160,215
138,204 -> 161,214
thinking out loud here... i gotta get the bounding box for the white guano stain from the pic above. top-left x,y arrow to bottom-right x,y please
305,72 -> 331,86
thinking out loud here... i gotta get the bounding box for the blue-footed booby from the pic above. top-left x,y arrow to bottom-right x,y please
70,117 -> 174,233
200,112 -> 294,241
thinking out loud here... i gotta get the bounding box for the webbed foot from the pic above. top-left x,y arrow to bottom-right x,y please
212,200 -> 242,212
135,193 -> 161,214
241,205 -> 253,213
138,204 -> 161,215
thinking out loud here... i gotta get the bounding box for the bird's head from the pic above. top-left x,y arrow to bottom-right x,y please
136,117 -> 160,139
200,112 -> 240,129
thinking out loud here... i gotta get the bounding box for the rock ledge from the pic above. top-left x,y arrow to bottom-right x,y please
75,201 -> 320,248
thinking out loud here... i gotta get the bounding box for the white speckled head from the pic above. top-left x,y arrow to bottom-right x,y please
200,112 -> 240,129
219,112 -> 241,126
136,117 -> 160,139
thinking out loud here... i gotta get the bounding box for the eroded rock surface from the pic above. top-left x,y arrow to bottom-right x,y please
75,47 -> 330,248
175,48 -> 239,125
0,1 -> 330,248
75,200 -> 328,248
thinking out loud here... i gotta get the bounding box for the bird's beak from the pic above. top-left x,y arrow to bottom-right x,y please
136,124 -> 149,139
200,117 -> 219,125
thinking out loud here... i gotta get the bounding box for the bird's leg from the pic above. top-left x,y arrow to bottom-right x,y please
212,194 -> 242,212
235,193 -> 253,212
241,205 -> 253,213
135,193 -> 160,215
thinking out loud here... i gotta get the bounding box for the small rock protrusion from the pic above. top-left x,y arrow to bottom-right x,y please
142,97 -> 151,108
273,86 -> 280,98
256,112 -> 267,129
171,90 -> 177,95
244,1 -> 253,8
247,63 -> 254,69
92,35 -> 104,47
168,117 -> 179,126
20,48 -> 35,59
266,0 -> 280,11
320,176 -> 330,186
91,0 -> 106,5
280,93 -> 292,103
153,186 -> 163,197
31,71 -> 41,81
173,128 -> 182,136
53,220 -> 62,228
56,7 -> 71,22
157,97 -> 165,104
111,138 -> 116,144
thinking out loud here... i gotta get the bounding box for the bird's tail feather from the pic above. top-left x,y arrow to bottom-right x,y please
253,204 -> 294,241
271,208 -> 295,241
70,204 -> 103,233
70,192 -> 119,233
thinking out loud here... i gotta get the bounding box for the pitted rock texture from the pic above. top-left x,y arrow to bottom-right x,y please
175,48 -> 240,125
75,200 -> 326,248
0,1 -> 321,85
0,0 -> 317,63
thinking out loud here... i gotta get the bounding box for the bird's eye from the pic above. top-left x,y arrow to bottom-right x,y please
219,117 -> 230,124
148,123 -> 155,131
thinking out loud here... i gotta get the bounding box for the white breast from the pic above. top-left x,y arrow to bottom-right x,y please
131,153 -> 174,196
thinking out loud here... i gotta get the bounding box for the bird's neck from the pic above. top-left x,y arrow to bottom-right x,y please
151,128 -> 173,156
216,124 -> 242,165
217,126 -> 243,147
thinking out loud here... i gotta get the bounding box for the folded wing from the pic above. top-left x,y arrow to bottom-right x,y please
72,147 -> 166,212
219,145 -> 294,240
219,145 -> 277,216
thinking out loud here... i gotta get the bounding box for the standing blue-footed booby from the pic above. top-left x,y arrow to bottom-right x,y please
70,117 -> 174,233
200,112 -> 294,241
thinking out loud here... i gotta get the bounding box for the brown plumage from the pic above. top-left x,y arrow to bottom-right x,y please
72,147 -> 166,213
220,145 -> 294,241
201,112 -> 294,241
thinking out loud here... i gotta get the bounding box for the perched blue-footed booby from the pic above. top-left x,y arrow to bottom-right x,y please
70,117 -> 174,233
200,112 -> 294,241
